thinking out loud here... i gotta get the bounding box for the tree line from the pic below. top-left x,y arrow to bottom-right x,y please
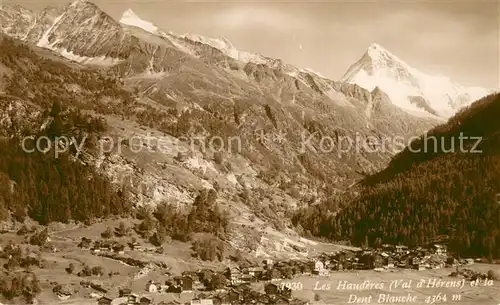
293,94 -> 500,259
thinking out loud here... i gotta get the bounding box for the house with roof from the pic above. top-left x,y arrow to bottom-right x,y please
78,237 -> 92,249
446,256 -> 456,267
165,285 -> 181,293
212,294 -> 230,305
146,280 -> 159,293
313,260 -> 324,274
262,268 -> 282,282
381,252 -> 394,268
219,289 -> 242,304
433,244 -> 447,255
382,244 -> 395,251
182,276 -> 194,293
395,245 -> 409,254
407,256 -> 419,268
119,288 -> 132,297
159,301 -> 181,305
197,269 -> 214,279
112,243 -> 125,254
139,296 -> 152,305
128,293 -> 139,304
225,267 -> 242,285
97,296 -> 112,305
264,283 -> 279,296
360,252 -> 383,269
190,298 -> 214,305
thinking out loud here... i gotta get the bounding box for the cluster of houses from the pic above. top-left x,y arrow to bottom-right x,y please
78,237 -> 163,254
94,258 -> 315,305
312,243 -> 458,272
89,237 -> 469,305
97,280 -> 305,305
92,241 -> 455,305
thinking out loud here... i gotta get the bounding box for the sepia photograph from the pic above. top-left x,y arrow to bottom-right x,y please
0,0 -> 499,304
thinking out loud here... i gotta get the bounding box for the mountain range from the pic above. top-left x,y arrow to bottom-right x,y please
0,0 -> 496,258
0,0 -> 493,118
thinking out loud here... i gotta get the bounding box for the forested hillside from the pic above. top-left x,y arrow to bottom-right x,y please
0,97 -> 130,224
293,93 -> 500,259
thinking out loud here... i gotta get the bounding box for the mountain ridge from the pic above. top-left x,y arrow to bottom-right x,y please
341,42 -> 493,118
0,3 -> 499,304
1,2 -> 491,121
0,1 -> 441,212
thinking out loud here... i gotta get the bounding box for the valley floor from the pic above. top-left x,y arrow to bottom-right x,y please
265,264 -> 500,305
1,219 -> 498,305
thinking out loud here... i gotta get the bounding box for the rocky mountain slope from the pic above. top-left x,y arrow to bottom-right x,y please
341,43 -> 493,118
0,0 -> 443,256
293,92 -> 500,258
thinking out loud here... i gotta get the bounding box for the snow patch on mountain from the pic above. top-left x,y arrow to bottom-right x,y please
70,0 -> 89,8
341,43 -> 491,118
300,68 -> 325,78
119,9 -> 158,34
36,12 -> 65,47
180,33 -> 268,64
162,33 -> 199,57
60,48 -> 121,65
33,7 -> 121,66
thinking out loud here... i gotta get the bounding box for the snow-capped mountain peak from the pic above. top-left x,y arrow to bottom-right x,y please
70,0 -> 89,7
119,8 -> 158,34
341,43 -> 492,118
366,43 -> 389,57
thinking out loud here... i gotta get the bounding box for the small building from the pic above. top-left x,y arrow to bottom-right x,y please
78,237 -> 92,249
240,274 -> 253,283
165,285 -> 182,293
190,299 -> 213,305
433,244 -> 447,255
197,269 -> 215,283
57,293 -> 71,301
222,289 -> 241,304
146,280 -> 158,293
128,293 -> 139,304
382,244 -> 395,251
182,276 -> 194,292
113,244 -> 125,254
118,288 -> 131,297
396,245 -> 409,254
263,259 -> 273,268
409,257 -> 420,266
360,253 -> 383,269
227,267 -> 242,285
264,283 -> 279,296
381,253 -> 394,268
97,296 -> 112,305
139,296 -> 152,305
313,260 -> 324,274
248,267 -> 264,278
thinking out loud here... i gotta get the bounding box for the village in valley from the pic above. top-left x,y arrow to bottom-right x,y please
60,234 -> 494,305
